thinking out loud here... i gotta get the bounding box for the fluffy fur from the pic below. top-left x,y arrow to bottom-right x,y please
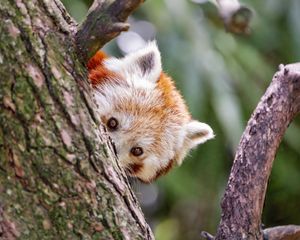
88,42 -> 214,182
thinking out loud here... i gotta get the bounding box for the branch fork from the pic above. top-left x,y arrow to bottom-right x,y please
75,0 -> 144,62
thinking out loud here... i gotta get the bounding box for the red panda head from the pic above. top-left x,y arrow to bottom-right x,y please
90,42 -> 214,183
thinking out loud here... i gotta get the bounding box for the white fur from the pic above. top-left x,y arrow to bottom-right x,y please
104,41 -> 162,84
185,121 -> 215,147
94,80 -> 183,181
92,41 -> 214,182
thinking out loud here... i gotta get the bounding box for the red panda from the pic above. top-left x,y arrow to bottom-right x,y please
88,42 -> 214,183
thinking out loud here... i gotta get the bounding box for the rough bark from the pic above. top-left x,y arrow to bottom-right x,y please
0,0 -> 152,239
263,225 -> 300,240
75,0 -> 145,62
213,64 -> 300,240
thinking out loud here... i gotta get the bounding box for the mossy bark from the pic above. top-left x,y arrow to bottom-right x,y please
0,0 -> 153,239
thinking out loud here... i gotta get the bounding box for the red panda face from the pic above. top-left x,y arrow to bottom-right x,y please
90,42 -> 214,183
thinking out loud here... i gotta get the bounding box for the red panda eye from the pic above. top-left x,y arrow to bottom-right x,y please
130,147 -> 143,157
107,117 -> 118,130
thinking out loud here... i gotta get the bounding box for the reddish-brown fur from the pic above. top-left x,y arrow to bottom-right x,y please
88,51 -> 121,87
88,52 -> 190,120
154,158 -> 175,180
88,51 -> 186,181
157,72 -> 191,123
128,163 -> 143,175
87,47 -> 214,182
87,51 -> 107,71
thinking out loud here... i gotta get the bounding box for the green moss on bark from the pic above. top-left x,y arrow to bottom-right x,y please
0,0 -> 152,239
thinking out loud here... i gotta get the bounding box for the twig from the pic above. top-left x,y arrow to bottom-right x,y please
214,63 -> 300,240
75,0 -> 145,62
201,231 -> 215,240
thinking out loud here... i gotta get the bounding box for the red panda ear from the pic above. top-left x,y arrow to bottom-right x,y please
185,120 -> 214,149
175,121 -> 214,166
126,41 -> 162,83
104,41 -> 162,83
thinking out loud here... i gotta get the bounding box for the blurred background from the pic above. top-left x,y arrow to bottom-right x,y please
61,0 -> 300,239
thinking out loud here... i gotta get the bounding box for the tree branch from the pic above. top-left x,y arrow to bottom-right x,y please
213,63 -> 300,239
75,0 -> 144,62
216,0 -> 253,34
201,231 -> 215,240
263,225 -> 300,240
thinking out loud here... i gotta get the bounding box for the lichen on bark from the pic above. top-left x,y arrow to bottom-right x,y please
0,0 -> 152,239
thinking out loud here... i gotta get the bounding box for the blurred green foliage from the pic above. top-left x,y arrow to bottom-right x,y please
61,0 -> 300,239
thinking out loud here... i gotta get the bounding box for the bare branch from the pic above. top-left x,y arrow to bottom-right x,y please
216,0 -> 253,34
75,0 -> 145,62
201,231 -> 215,240
264,225 -> 300,240
214,63 -> 300,240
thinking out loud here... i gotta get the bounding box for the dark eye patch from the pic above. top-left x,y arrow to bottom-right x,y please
107,117 -> 118,131
127,163 -> 143,175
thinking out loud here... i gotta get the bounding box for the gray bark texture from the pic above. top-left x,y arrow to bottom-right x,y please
214,64 -> 300,240
1,0 -> 299,239
0,0 -> 153,239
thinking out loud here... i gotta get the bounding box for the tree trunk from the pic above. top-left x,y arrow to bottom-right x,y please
0,0 -> 152,239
